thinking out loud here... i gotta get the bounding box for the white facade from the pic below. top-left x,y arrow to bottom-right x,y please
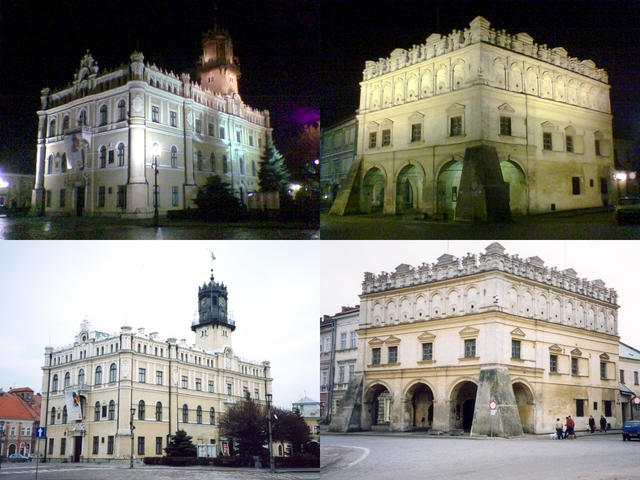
332,307 -> 359,412
33,28 -> 271,217
334,16 -> 614,217
320,118 -> 358,202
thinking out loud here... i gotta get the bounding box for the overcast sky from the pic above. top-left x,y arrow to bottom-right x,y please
321,241 -> 640,351
0,241 -> 319,409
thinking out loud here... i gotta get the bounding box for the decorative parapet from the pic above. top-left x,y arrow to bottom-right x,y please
362,16 -> 608,84
361,242 -> 617,305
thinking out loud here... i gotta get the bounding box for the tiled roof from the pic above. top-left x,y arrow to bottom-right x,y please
0,389 -> 41,421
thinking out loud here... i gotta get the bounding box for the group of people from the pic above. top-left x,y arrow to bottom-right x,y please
555,415 -> 608,439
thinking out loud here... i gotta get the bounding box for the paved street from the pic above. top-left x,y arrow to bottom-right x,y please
0,463 -> 319,480
321,209 -> 640,239
321,430 -> 640,480
0,216 -> 319,240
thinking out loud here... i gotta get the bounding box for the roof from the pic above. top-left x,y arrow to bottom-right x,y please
293,396 -> 318,405
0,391 -> 40,421
620,383 -> 636,396
620,342 -> 640,361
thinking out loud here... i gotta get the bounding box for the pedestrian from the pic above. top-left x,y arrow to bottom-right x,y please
588,415 -> 596,433
555,417 -> 564,440
566,415 -> 576,438
600,415 -> 607,432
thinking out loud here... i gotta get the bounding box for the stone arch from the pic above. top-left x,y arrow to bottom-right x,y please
452,60 -> 466,90
383,82 -> 393,108
420,70 -> 433,97
537,294 -> 548,319
399,296 -> 412,322
372,301 -> 383,325
436,65 -> 448,93
431,292 -> 444,317
415,295 -> 427,319
370,86 -> 381,110
551,297 -> 562,322
526,67 -> 538,95
396,163 -> 424,213
493,58 -> 506,88
436,156 -> 464,218
405,381 -> 436,428
555,75 -> 566,102
541,71 -> 553,98
512,379 -> 535,433
394,78 -> 405,104
449,379 -> 479,431
407,75 -> 418,101
522,289 -> 534,317
567,79 -> 578,104
363,382 -> 393,430
564,301 -> 574,326
466,285 -> 479,314
508,286 -> 519,313
361,166 -> 386,213
385,299 -> 397,323
509,63 -> 522,92
447,288 -> 460,315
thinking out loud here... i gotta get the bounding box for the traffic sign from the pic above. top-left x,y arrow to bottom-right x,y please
35,426 -> 46,438
489,400 -> 497,410
633,396 -> 640,405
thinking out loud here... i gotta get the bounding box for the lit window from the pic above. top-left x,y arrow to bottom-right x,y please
543,132 -> 552,150
450,116 -> 462,136
369,132 -> 377,148
566,136 -> 574,152
99,105 -> 108,126
381,129 -> 391,146
411,123 -> 421,142
118,101 -> 126,121
500,116 -> 511,136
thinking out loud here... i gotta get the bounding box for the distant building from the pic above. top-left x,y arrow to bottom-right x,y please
619,342 -> 640,422
33,27 -> 270,217
40,264 -> 272,462
319,315 -> 334,422
332,16 -> 615,219
320,118 -> 358,203
292,396 -> 320,441
0,173 -> 35,211
0,387 -> 41,458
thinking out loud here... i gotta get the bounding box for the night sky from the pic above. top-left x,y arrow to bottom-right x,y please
0,0 -> 319,174
321,0 -> 640,139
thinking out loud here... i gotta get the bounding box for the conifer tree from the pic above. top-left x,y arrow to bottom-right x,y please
164,429 -> 197,457
258,136 -> 290,194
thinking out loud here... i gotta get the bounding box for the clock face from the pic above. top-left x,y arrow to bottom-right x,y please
200,298 -> 209,308
219,297 -> 226,308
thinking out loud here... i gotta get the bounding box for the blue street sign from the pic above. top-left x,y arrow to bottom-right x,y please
35,427 -> 46,438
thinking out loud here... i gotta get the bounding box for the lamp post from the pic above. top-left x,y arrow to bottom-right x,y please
152,143 -> 161,227
265,394 -> 275,473
0,420 -> 5,470
129,407 -> 136,469
616,172 -> 627,201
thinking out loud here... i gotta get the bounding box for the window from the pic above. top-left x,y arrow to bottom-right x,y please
93,436 -> 99,454
10,426 -> 16,436
62,406 -> 68,424
208,380 -> 214,393
99,146 -> 107,168
95,402 -> 101,421
208,122 -> 215,136
108,400 -> 115,420
138,400 -> 145,420
338,365 -> 345,383
48,119 -> 57,137
156,370 -> 163,385
138,437 -> 145,456
152,106 -> 159,122
98,186 -> 106,207
572,357 -> 578,375
388,346 -> 398,363
172,186 -> 179,206
465,339 -> 476,358
211,153 -> 217,172
348,364 -> 355,381
52,374 -> 59,392
240,157 -> 245,174
171,146 -> 178,168
62,116 -> 70,132
47,155 -> 53,174
381,129 -> 391,146
576,399 -> 585,417
99,105 -> 108,126
156,402 -> 162,421
95,366 -> 102,385
222,155 -> 228,173
236,130 -> 241,143
118,101 -> 126,121
252,160 -> 256,177
550,355 -> 558,373
195,378 -> 201,391
595,139 -> 601,156
210,407 -> 215,425
254,388 -> 260,399
604,400 -> 613,417
170,111 -> 177,127
60,438 -> 66,455
139,368 -> 146,383
566,136 -> 574,152
156,437 -> 162,455
219,126 -> 225,139
450,116 -> 462,136
543,132 -> 552,150
350,331 -> 357,348
60,189 -> 66,208
116,185 -> 126,208
109,363 -> 117,383
182,375 -> 188,389
635,371 -> 639,385
369,132 -> 377,148
324,337 -> 331,353
107,436 -> 114,455
182,404 -> 189,423
195,119 -> 202,134
117,143 -> 125,166
411,123 -> 422,142
422,343 -> 433,361
197,151 -> 203,171
78,110 -> 86,126
372,348 -> 381,365
48,438 -> 54,455
511,340 -> 521,359
620,369 -> 625,384
196,406 -> 202,424
500,116 -> 511,136
572,177 -> 581,195
340,333 -> 347,350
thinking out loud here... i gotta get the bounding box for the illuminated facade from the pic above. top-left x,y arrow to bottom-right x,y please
320,118 -> 358,203
40,268 -> 272,462
332,17 -> 615,218
33,28 -> 270,217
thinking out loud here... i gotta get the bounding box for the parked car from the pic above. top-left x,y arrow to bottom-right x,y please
616,197 -> 640,225
8,453 -> 30,462
622,420 -> 640,441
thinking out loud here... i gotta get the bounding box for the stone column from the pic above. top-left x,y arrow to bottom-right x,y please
471,366 -> 523,437
126,81 -> 149,214
32,103 -> 48,215
182,97 -> 197,207
432,398 -> 452,431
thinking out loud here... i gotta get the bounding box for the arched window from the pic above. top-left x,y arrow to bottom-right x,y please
95,402 -> 101,421
78,110 -> 86,126
109,363 -> 117,383
61,153 -> 67,173
51,407 -> 56,425
99,146 -> 107,168
117,143 -> 125,166
49,119 -> 57,137
182,404 -> 189,423
108,400 -> 115,420
52,374 -> 59,392
62,405 -> 68,424
239,157 -> 245,175
62,116 -> 70,133
210,153 -> 216,172
156,402 -> 162,421
95,366 -> 102,385
118,100 -> 126,121
171,146 -> 178,168
223,155 -> 228,173
78,369 -> 85,385
197,151 -> 203,171
64,372 -> 70,387
196,406 -> 202,424
47,155 -> 53,175
138,400 -> 145,421
209,407 -> 215,425
99,105 -> 108,126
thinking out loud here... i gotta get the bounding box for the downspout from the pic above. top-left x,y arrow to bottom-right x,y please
525,91 -> 530,214
43,351 -> 53,462
117,334 -> 122,450
167,341 -> 172,439
326,319 -> 336,424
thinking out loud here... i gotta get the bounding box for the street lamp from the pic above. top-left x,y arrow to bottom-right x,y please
0,420 -> 4,470
265,394 -> 275,473
152,143 -> 161,227
129,407 -> 136,469
616,172 -> 627,200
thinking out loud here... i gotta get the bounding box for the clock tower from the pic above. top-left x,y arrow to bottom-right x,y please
198,27 -> 241,97
192,265 -> 235,350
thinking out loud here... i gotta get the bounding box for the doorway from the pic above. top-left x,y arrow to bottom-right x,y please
73,436 -> 82,462
75,187 -> 85,217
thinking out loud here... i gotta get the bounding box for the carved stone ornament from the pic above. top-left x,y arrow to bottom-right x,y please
132,95 -> 144,115
172,367 -> 179,385
186,107 -> 193,127
121,359 -> 131,378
